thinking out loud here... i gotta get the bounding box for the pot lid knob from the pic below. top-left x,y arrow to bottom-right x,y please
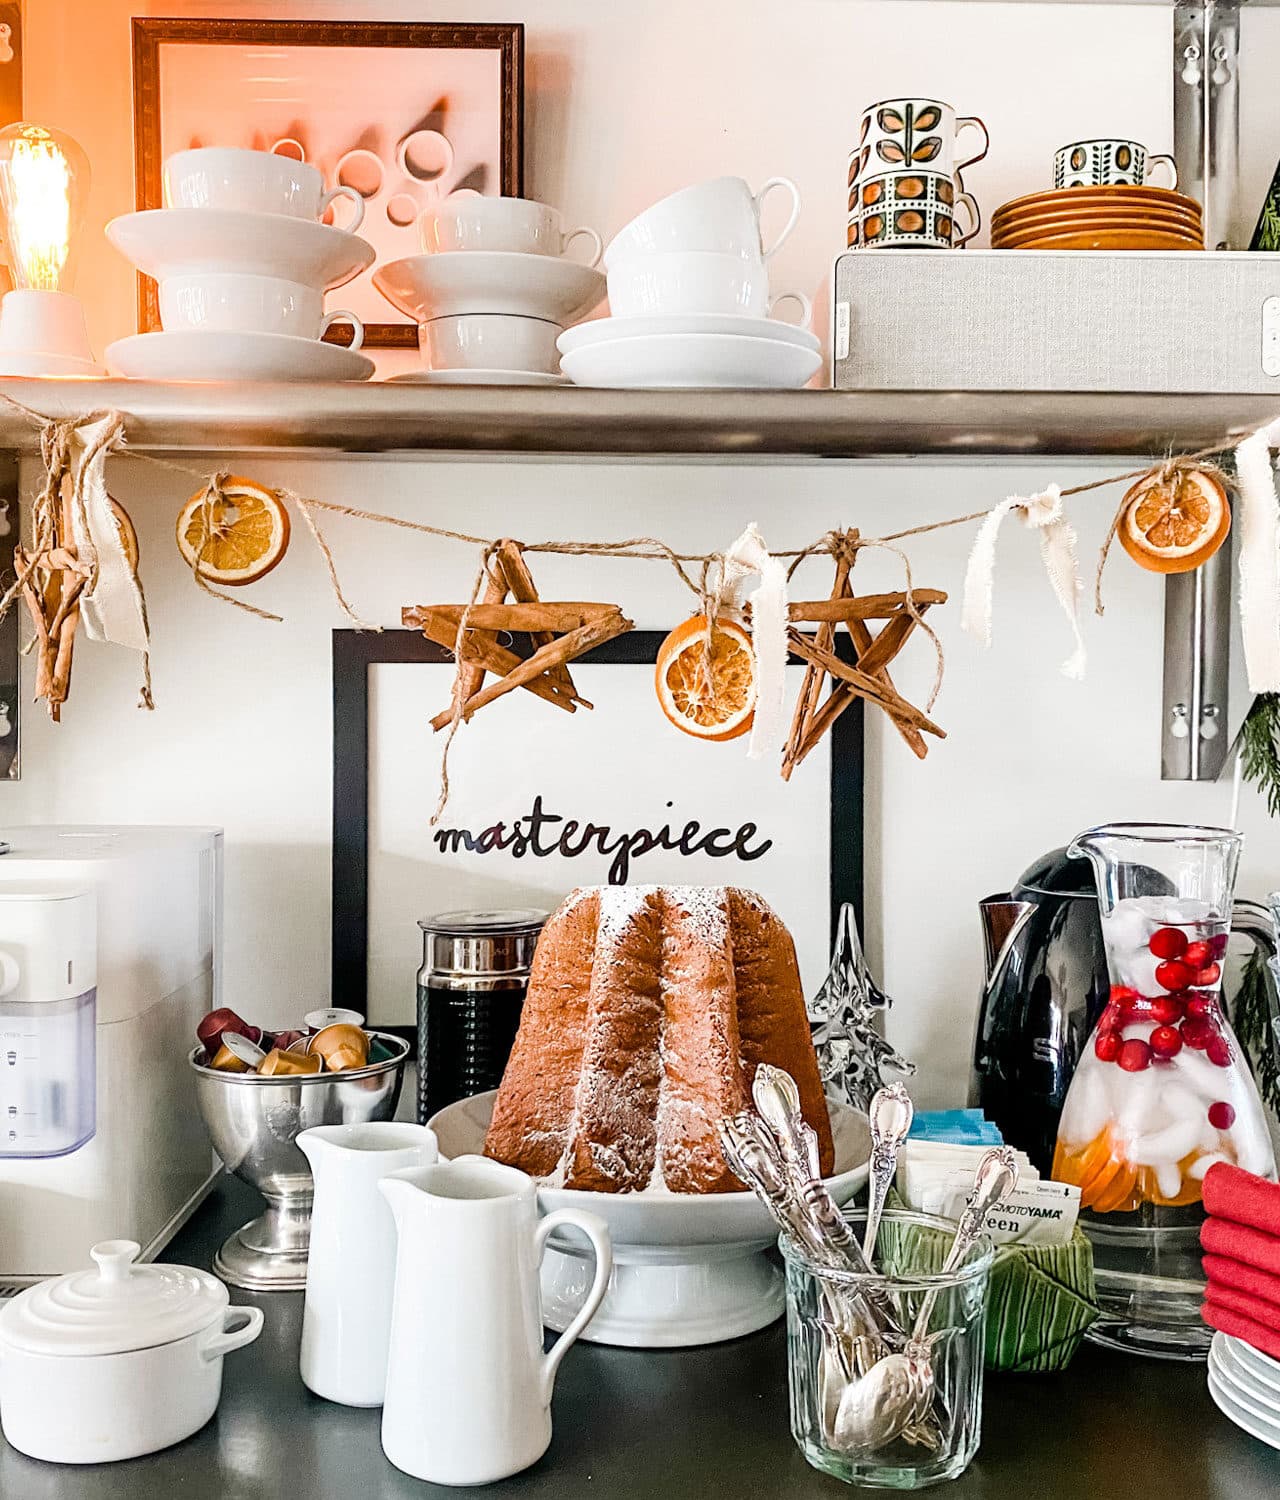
89,1239 -> 140,1286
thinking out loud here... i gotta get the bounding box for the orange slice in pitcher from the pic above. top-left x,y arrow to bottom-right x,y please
655,615 -> 756,742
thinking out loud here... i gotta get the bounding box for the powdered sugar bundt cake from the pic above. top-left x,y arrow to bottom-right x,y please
483,885 -> 834,1193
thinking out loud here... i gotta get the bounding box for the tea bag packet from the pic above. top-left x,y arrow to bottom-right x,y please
936,1176 -> 1081,1248
897,1139 -> 1037,1213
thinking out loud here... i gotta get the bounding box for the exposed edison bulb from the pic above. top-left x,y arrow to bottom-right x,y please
0,122 -> 90,293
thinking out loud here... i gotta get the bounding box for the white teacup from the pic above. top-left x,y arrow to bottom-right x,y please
604,175 -> 802,269
421,195 -> 603,264
607,250 -> 811,324
159,272 -> 364,348
164,147 -> 365,232
418,313 -> 561,373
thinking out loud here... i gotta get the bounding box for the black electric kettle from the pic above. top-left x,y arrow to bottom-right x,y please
969,845 -> 1279,1174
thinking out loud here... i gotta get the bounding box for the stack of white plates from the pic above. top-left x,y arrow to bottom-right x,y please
557,314 -> 820,390
1208,1332 -> 1280,1448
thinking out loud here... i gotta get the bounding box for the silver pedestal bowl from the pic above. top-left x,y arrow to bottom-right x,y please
190,1034 -> 410,1291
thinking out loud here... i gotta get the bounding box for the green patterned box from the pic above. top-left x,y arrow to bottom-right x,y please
879,1203 -> 1099,1373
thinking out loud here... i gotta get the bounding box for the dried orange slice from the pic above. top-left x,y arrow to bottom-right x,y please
109,498 -> 139,571
1119,467 -> 1231,575
655,615 -> 756,742
176,476 -> 290,587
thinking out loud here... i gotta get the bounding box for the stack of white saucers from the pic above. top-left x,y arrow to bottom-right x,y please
558,176 -> 821,390
374,196 -> 606,385
105,148 -> 376,382
1209,1332 -> 1280,1448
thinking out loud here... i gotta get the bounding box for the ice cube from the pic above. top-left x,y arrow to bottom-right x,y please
1059,1059 -> 1111,1145
1189,1152 -> 1231,1181
1128,1116 -> 1203,1167
1156,1160 -> 1182,1200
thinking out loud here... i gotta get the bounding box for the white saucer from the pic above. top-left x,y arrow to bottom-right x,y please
1210,1340 -> 1280,1423
1221,1332 -> 1280,1394
107,209 -> 374,290
430,1089 -> 869,1347
375,251 -> 606,324
560,331 -> 821,390
387,368 -> 568,386
558,314 -> 820,356
106,330 -> 375,383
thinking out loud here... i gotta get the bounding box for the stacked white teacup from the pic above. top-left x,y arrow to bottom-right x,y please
557,175 -> 821,389
373,195 -> 607,384
105,147 -> 376,382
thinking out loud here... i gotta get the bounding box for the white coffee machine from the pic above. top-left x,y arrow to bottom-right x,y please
0,826 -> 222,1281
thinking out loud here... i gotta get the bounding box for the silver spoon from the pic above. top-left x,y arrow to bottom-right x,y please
862,1084 -> 913,1266
832,1146 -> 1018,1455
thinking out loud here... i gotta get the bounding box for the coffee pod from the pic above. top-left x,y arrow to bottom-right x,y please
197,1007 -> 261,1053
220,1030 -> 268,1069
209,1042 -> 251,1073
308,1023 -> 370,1072
258,1047 -> 323,1077
273,1029 -> 306,1053
305,1007 -> 365,1035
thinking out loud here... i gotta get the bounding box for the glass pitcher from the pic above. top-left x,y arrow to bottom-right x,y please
1052,823 -> 1277,1359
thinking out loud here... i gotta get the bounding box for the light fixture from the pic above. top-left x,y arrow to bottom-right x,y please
0,122 -> 102,376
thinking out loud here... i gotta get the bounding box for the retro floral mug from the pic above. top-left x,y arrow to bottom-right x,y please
848,97 -> 989,194
1053,138 -> 1177,190
848,168 -> 980,249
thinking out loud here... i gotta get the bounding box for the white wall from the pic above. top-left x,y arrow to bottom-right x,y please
12,0 -> 1280,1104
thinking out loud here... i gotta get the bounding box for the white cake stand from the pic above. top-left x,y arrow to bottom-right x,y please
429,1091 -> 870,1349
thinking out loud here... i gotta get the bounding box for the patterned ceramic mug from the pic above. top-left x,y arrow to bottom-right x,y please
848,169 -> 980,249
1054,139 -> 1177,190
849,98 -> 989,194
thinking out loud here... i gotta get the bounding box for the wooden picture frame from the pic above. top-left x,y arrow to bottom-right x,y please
331,629 -> 865,1025
131,18 -> 524,348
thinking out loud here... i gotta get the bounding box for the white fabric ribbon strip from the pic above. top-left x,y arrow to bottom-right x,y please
961,483 -> 1086,680
1234,419 -> 1280,694
721,523 -> 789,759
69,415 -> 150,654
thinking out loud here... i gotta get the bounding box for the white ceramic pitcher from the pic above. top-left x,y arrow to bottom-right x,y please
296,1121 -> 438,1407
379,1155 -> 612,1486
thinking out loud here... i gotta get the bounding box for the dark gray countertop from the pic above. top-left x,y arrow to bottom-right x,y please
2,1174 -> 1278,1498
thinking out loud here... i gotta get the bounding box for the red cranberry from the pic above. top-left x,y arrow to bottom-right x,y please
1186,994 -> 1218,1020
1155,959 -> 1194,992
1110,985 -> 1141,1007
1183,939 -> 1212,968
1208,1101 -> 1237,1130
1206,1036 -> 1232,1068
1152,995 -> 1186,1024
1150,927 -> 1189,960
1150,1025 -> 1183,1059
1208,933 -> 1230,959
1182,1019 -> 1213,1049
1118,1039 -> 1153,1072
1192,962 -> 1222,988
1095,1029 -> 1123,1062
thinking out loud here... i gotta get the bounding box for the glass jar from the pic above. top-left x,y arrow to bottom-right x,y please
1053,823 -> 1277,1359
415,908 -> 546,1125
782,1209 -> 991,1490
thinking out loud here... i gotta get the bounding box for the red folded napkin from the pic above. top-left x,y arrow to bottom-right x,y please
1203,1252 -> 1280,1312
1203,1162 -> 1280,1235
1201,1216 -> 1280,1276
1202,1296 -> 1280,1365
1204,1281 -> 1280,1331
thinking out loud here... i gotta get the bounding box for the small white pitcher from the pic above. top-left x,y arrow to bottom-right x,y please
296,1121 -> 438,1407
379,1155 -> 611,1486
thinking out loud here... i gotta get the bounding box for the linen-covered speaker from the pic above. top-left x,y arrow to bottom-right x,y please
832,250 -> 1280,392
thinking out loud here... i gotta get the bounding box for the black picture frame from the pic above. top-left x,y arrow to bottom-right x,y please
331,629 -> 864,1018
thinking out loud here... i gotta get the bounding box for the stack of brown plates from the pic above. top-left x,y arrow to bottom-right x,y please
991,186 -> 1204,250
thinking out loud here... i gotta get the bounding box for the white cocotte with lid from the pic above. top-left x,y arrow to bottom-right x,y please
0,1238 -> 263,1464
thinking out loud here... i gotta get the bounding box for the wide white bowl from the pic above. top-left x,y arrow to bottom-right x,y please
419,313 -> 561,374
560,329 -> 821,389
430,1089 -> 869,1347
376,251 -> 605,324
107,209 -> 374,291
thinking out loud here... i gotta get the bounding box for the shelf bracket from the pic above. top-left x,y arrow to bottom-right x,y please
0,451 -> 18,781
1162,0 -> 1239,782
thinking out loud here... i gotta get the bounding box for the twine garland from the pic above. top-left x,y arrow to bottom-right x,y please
0,391 -> 1274,758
